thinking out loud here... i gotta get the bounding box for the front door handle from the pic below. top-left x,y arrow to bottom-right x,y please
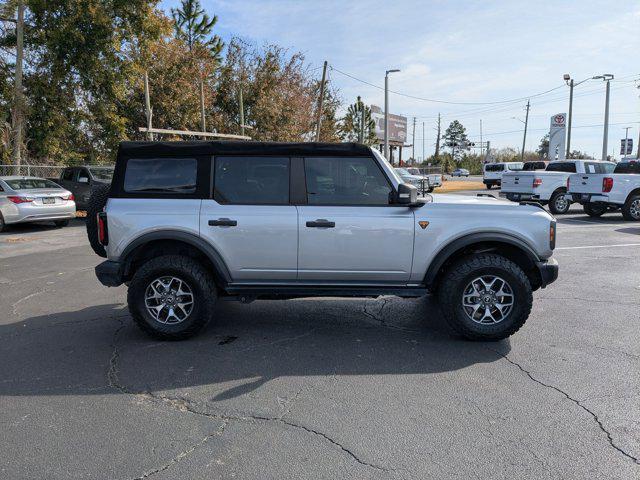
306,219 -> 335,228
209,218 -> 237,227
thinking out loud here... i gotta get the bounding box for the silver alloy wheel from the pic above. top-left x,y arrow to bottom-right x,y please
462,275 -> 514,325
630,199 -> 640,219
555,194 -> 569,212
145,276 -> 194,324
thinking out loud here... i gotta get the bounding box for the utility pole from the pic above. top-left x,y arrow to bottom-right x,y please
434,113 -> 441,159
11,1 -> 25,172
143,71 -> 153,141
566,78 -> 574,157
480,119 -> 483,157
637,85 -> 640,159
411,117 -> 416,162
239,88 -> 245,137
356,96 -> 364,143
485,141 -> 491,162
359,103 -> 365,144
593,74 -> 614,160
422,122 -> 425,162
384,68 -> 400,159
521,100 -> 530,162
199,79 -> 206,139
315,61 -> 328,142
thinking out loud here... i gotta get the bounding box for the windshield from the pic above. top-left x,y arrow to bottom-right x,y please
5,178 -> 61,190
395,168 -> 410,176
88,167 -> 114,181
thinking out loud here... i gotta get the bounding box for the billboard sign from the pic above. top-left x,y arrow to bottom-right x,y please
370,105 -> 407,143
549,113 -> 566,160
621,138 -> 633,155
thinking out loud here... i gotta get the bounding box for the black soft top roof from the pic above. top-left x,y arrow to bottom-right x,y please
118,141 -> 372,157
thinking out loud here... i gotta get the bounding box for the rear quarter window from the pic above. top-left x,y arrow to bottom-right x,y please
124,158 -> 197,194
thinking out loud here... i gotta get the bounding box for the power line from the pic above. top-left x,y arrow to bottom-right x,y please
330,65 -> 567,105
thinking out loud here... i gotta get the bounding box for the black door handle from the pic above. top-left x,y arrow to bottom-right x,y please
209,218 -> 237,227
306,219 -> 335,228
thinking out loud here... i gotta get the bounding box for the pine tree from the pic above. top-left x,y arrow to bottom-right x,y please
442,120 -> 469,163
339,96 -> 377,145
171,0 -> 223,59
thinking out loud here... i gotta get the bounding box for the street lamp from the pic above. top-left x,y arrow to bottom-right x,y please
563,74 -> 592,157
384,69 -> 400,162
593,74 -> 614,160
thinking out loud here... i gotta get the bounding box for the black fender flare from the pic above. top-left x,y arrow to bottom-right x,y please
424,232 -> 541,287
120,230 -> 232,285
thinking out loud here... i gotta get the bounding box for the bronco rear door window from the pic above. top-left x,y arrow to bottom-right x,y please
124,158 -> 197,194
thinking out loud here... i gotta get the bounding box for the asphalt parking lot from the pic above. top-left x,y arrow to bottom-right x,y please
1,199 -> 639,479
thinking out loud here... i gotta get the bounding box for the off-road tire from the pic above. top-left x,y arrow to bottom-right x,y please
583,203 -> 606,218
86,184 -> 110,257
54,220 -> 70,227
128,255 -> 217,340
437,253 -> 533,341
621,193 -> 640,221
0,213 -> 5,233
549,189 -> 571,215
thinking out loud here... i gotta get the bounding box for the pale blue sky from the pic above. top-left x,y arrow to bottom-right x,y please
161,0 -> 640,160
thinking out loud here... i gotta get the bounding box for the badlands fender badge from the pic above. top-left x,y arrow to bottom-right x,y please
418,221 -> 429,230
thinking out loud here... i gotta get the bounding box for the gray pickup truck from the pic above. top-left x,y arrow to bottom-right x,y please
89,141 -> 558,341
56,166 -> 114,210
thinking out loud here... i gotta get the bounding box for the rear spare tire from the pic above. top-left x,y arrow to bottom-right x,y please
86,183 -> 110,257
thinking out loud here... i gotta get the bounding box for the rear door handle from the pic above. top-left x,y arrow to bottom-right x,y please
208,218 -> 237,227
306,219 -> 335,228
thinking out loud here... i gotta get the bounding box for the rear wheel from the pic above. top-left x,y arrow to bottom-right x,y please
128,255 -> 217,340
0,213 -> 5,233
437,253 -> 533,341
583,203 -> 606,218
549,190 -> 571,215
54,220 -> 69,228
86,184 -> 110,257
485,184 -> 492,190
622,194 -> 640,221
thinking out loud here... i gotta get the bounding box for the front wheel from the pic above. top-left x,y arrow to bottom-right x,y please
437,253 -> 533,341
549,190 -> 571,215
128,255 -> 218,340
485,184 -> 492,190
622,194 -> 640,221
583,203 -> 606,218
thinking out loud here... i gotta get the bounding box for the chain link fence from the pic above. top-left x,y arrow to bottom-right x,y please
0,164 -> 65,179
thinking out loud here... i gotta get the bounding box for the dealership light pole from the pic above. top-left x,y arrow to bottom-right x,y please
384,69 -> 400,160
593,74 -> 614,160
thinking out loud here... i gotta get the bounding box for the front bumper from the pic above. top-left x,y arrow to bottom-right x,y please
535,258 -> 558,288
95,260 -> 124,287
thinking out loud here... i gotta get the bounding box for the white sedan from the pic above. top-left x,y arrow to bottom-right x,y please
0,176 -> 76,232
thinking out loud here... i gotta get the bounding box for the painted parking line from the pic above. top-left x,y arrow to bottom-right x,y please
556,243 -> 640,250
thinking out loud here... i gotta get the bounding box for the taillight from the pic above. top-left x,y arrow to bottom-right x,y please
550,221 -> 556,250
7,196 -> 34,204
566,177 -> 570,189
97,212 -> 108,246
533,178 -> 543,188
602,177 -> 613,193
63,193 -> 75,201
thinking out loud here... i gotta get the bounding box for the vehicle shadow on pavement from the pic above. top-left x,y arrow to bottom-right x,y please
0,297 -> 511,400
0,218 -> 85,236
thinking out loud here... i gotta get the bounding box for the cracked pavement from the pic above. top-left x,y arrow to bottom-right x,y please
1,212 -> 639,479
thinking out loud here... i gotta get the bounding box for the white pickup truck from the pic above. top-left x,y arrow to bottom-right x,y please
568,160 -> 640,220
500,160 -> 615,214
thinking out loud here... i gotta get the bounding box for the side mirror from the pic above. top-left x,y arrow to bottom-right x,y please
396,183 -> 418,205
